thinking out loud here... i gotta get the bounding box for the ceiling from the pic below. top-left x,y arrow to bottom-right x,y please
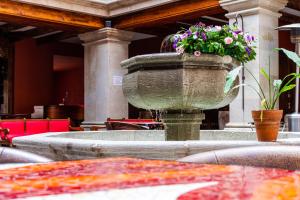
0,0 -> 299,44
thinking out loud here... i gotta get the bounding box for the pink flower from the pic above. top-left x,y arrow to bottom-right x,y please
176,46 -> 184,54
224,37 -> 233,45
194,51 -> 201,57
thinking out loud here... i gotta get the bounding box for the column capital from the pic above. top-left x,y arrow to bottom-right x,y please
79,27 -> 154,46
220,0 -> 288,18
79,28 -> 135,44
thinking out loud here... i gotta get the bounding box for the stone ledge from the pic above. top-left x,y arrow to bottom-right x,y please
12,130 -> 300,161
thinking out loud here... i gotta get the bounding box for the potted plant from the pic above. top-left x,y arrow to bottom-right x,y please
225,48 -> 300,142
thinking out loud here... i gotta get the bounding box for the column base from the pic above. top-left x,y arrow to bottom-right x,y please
80,121 -> 106,131
162,110 -> 205,141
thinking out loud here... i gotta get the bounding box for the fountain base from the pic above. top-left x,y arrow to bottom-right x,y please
162,110 -> 205,141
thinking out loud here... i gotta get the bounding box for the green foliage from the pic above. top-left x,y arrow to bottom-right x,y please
276,48 -> 300,66
224,66 -> 243,93
171,23 -> 256,63
224,48 -> 300,110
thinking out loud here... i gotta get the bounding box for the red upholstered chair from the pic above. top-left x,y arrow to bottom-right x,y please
0,120 -> 25,144
25,119 -> 49,135
48,119 -> 70,132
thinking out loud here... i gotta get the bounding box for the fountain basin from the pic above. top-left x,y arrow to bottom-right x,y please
122,53 -> 239,110
13,130 -> 300,161
121,53 -> 240,140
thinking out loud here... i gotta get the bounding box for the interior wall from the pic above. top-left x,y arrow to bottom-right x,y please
129,36 -> 163,58
278,26 -> 296,115
14,38 -> 83,114
53,67 -> 84,105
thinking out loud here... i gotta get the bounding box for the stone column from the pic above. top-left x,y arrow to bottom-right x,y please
220,0 -> 288,125
79,28 -> 134,124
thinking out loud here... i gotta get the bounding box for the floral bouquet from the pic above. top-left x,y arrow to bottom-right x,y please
171,23 -> 256,63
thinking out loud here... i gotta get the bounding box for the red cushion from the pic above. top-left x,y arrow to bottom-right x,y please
0,120 -> 25,140
26,120 -> 49,135
49,119 -> 70,132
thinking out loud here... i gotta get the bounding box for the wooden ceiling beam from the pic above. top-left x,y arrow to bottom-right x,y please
0,0 -> 104,31
113,0 -> 225,30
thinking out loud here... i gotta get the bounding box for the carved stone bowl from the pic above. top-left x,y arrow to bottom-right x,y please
121,53 -> 240,140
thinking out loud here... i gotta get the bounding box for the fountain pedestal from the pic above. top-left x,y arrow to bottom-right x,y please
162,110 -> 205,140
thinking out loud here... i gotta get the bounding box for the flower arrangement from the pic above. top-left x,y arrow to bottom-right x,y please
171,23 -> 256,63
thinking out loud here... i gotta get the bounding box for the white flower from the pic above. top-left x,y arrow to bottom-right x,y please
173,34 -> 180,39
194,51 -> 201,57
215,26 -> 222,31
176,46 -> 184,54
232,32 -> 238,39
273,79 -> 282,89
193,34 -> 198,40
224,37 -> 233,45
205,27 -> 212,32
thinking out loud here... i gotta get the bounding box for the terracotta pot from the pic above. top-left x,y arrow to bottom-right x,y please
251,110 -> 283,142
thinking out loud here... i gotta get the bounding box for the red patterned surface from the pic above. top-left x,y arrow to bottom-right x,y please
0,157 -> 299,199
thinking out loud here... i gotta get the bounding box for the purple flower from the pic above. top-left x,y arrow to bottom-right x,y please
180,33 -> 188,40
244,34 -> 252,43
173,37 -> 179,43
234,30 -> 242,34
245,47 -> 251,56
201,32 -> 207,41
186,30 -> 192,36
173,43 -> 177,49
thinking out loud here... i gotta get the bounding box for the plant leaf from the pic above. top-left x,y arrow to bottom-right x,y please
260,110 -> 263,122
260,68 -> 270,81
224,66 -> 243,94
276,48 -> 300,66
279,84 -> 296,95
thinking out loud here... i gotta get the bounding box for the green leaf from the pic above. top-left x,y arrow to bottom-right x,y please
276,48 -> 300,66
279,84 -> 296,95
260,68 -> 270,81
224,66 -> 243,94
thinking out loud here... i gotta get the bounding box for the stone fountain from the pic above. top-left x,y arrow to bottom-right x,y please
121,53 -> 240,140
